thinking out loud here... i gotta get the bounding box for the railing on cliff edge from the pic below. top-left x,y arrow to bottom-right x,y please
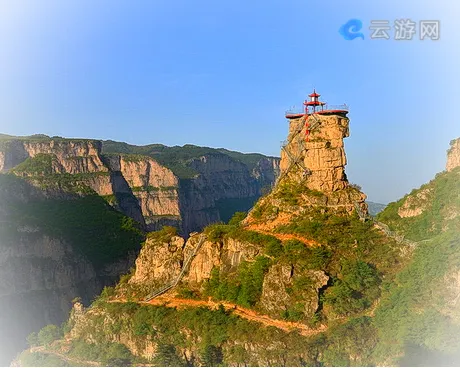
285,104 -> 349,116
144,234 -> 206,302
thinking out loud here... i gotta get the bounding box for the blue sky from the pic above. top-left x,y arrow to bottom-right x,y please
0,0 -> 458,203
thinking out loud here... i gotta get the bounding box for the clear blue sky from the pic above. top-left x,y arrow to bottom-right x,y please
0,0 -> 458,203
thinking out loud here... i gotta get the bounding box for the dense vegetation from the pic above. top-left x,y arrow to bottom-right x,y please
370,166 -> 460,365
372,229 -> 460,365
205,257 -> 272,308
0,174 -> 144,267
18,196 -> 144,267
20,300 -> 390,367
12,153 -> 57,176
377,167 -> 460,241
201,209 -> 398,322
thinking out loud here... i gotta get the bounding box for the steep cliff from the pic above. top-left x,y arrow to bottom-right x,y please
101,141 -> 281,233
13,120 -> 460,367
0,135 -> 279,365
0,136 -> 280,235
277,113 -> 367,213
23,111 -> 428,367
0,174 -> 142,366
447,138 -> 460,172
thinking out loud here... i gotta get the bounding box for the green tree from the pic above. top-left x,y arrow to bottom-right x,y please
201,345 -> 224,366
37,325 -> 62,346
228,212 -> 246,226
26,332 -> 39,347
153,344 -> 185,367
101,343 -> 134,367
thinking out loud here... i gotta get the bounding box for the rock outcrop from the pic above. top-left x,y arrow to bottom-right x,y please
125,110 -> 371,322
280,114 -> 350,192
129,235 -> 184,287
397,188 -> 432,218
242,113 -> 367,230
129,232 -> 263,290
259,266 -> 329,318
447,138 -> 460,172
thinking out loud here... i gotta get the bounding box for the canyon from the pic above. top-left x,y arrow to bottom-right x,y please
0,136 -> 280,235
0,135 -> 279,365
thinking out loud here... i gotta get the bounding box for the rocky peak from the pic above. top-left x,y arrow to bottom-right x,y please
447,138 -> 460,172
280,114 -> 350,192
249,112 -> 367,222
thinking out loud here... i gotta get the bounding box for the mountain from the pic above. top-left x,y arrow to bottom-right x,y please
371,137 -> 460,365
0,135 -> 280,235
366,201 -> 387,216
0,134 -> 279,366
10,131 -> 460,366
13,112 -> 425,367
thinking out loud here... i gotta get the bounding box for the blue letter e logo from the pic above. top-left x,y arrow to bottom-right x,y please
339,19 -> 365,40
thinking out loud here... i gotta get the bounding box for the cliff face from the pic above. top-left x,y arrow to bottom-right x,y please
117,156 -> 181,230
179,153 -> 265,234
447,138 -> 460,172
0,178 -> 118,366
0,137 -> 280,235
0,233 -> 99,365
0,139 -> 107,174
124,113 -> 384,326
277,113 -> 367,214
280,114 -> 349,192
129,233 -> 264,291
0,136 -> 279,364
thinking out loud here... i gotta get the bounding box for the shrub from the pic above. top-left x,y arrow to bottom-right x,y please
101,343 -> 134,367
204,223 -> 233,242
37,325 -> 62,346
153,344 -> 185,366
322,261 -> 380,316
146,225 -> 177,242
322,280 -> 367,316
228,212 -> 247,226
201,344 -> 224,366
205,257 -> 272,308
349,183 -> 362,191
26,332 -> 39,347
282,240 -> 331,270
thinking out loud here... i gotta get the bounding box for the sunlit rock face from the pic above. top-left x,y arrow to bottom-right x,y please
0,138 -> 280,235
447,138 -> 460,172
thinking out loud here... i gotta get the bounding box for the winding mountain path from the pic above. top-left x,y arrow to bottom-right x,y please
245,223 -> 319,247
112,297 -> 326,337
29,346 -> 99,366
